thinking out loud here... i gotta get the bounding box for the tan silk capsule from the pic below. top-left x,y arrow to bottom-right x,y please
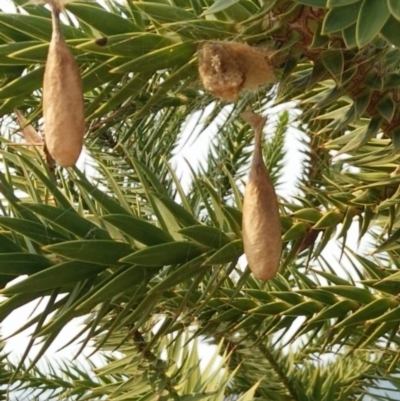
43,1 -> 85,167
242,111 -> 282,281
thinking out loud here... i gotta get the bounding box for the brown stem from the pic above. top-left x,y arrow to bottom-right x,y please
257,342 -> 300,401
129,328 -> 180,398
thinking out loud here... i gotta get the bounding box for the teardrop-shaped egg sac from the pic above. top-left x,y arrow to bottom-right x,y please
242,112 -> 282,281
43,6 -> 85,168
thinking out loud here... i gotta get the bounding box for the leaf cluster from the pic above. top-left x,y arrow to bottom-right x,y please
1,0 -> 400,400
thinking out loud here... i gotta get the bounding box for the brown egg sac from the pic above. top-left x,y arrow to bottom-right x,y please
43,0 -> 85,168
198,41 -> 276,102
241,111 -> 282,281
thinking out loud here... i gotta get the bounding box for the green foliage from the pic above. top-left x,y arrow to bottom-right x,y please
5,331 -> 260,401
1,0 -> 400,400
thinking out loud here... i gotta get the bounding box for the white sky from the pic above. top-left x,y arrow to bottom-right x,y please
0,1 -> 16,12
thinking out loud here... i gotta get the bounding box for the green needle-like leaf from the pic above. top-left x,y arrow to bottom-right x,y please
43,240 -> 133,265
